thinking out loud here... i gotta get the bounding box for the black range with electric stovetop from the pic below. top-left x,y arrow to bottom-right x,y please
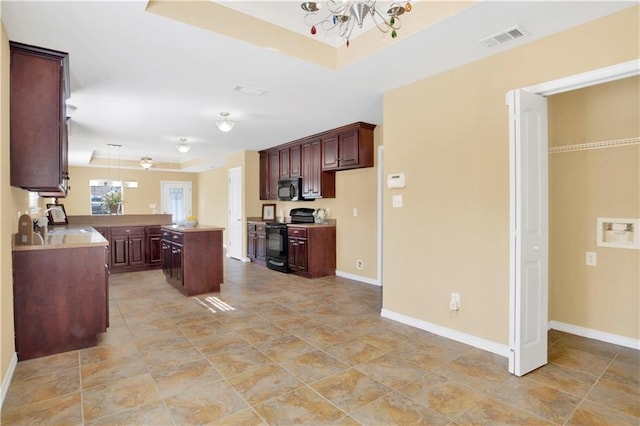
265,208 -> 315,273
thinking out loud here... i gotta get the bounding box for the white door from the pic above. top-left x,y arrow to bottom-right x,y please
161,181 -> 192,224
508,89 -> 548,376
227,167 -> 243,260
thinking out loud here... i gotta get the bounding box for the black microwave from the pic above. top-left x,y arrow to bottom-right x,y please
277,177 -> 308,201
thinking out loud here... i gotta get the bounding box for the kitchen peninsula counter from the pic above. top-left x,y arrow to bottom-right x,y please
12,225 -> 108,251
12,227 -> 110,360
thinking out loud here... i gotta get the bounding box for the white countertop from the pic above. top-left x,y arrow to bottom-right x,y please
13,226 -> 108,251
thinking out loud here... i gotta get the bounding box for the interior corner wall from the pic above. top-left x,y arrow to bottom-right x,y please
197,166 -> 229,246
0,17 -> 15,399
548,77 -> 639,339
382,6 -> 639,345
1,19 -> 32,403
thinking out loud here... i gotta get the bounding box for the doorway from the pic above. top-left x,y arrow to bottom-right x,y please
507,60 -> 639,376
227,167 -> 243,260
161,181 -> 192,224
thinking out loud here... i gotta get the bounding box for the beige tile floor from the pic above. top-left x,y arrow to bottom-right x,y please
2,259 -> 638,425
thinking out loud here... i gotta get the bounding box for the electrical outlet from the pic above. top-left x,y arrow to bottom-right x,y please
449,292 -> 460,311
356,259 -> 364,270
586,251 -> 597,266
353,208 -> 358,217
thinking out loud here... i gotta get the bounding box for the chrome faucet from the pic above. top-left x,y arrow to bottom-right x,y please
38,207 -> 63,232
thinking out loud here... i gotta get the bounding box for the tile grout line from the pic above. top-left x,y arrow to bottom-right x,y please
559,352 -> 618,425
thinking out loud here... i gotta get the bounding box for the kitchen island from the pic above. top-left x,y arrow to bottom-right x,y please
12,226 -> 109,360
161,225 -> 225,296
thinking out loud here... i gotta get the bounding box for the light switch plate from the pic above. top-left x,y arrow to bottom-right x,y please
392,195 -> 403,208
586,251 -> 597,266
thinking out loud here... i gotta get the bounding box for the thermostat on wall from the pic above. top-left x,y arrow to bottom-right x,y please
387,173 -> 405,188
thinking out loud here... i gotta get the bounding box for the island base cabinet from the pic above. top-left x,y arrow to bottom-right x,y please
13,246 -> 108,361
162,228 -> 224,296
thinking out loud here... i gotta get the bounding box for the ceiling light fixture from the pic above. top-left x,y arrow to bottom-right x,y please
140,156 -> 154,170
176,138 -> 191,153
216,112 -> 235,132
300,0 -> 412,47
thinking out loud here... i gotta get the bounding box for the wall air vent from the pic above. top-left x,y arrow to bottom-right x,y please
479,25 -> 528,48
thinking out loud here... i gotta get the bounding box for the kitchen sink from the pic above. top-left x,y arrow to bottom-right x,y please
48,228 -> 91,235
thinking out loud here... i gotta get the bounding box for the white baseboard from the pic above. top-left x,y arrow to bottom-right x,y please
549,320 -> 640,350
1,352 -> 17,410
335,270 -> 380,286
381,309 -> 510,357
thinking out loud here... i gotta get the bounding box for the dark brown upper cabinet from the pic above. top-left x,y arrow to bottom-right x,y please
259,122 -> 375,200
10,41 -> 70,194
322,123 -> 375,171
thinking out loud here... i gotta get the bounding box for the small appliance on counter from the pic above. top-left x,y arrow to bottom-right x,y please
16,214 -> 34,245
290,208 -> 315,224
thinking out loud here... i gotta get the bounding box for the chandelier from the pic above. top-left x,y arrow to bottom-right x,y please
300,0 -> 412,46
140,156 -> 154,170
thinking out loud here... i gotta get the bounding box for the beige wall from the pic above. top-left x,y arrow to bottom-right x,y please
548,77 -> 639,339
196,126 -> 380,279
1,20 -> 33,398
60,166 -> 198,217
382,6 -> 639,345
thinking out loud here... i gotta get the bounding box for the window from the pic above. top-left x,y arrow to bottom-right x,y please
90,180 -> 123,215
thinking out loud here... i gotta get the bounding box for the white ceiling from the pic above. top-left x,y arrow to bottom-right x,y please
1,1 -> 635,172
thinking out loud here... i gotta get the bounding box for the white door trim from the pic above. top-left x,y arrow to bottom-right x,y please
227,167 -> 244,261
377,145 -> 384,287
507,58 -> 640,375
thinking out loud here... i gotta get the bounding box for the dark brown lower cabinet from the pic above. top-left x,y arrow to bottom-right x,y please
13,245 -> 108,360
287,225 -> 336,278
247,221 -> 267,265
162,227 -> 224,296
146,226 -> 163,265
110,226 -> 145,269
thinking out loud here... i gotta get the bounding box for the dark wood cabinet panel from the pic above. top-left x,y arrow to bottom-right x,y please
247,221 -> 267,265
279,147 -> 290,178
247,223 -> 257,259
111,235 -> 129,267
289,144 -> 301,177
259,150 -> 280,200
10,42 -> 70,194
146,226 -> 163,265
162,228 -> 224,296
302,140 -> 335,199
288,236 -> 308,272
321,135 -> 339,170
259,152 -> 270,200
13,245 -> 108,360
279,144 -> 302,179
110,226 -> 146,270
268,150 -> 279,199
287,226 -> 335,278
322,124 -> 374,171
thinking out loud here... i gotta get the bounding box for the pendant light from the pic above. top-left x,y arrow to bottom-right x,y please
176,137 -> 191,153
140,156 -> 154,170
216,112 -> 235,132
